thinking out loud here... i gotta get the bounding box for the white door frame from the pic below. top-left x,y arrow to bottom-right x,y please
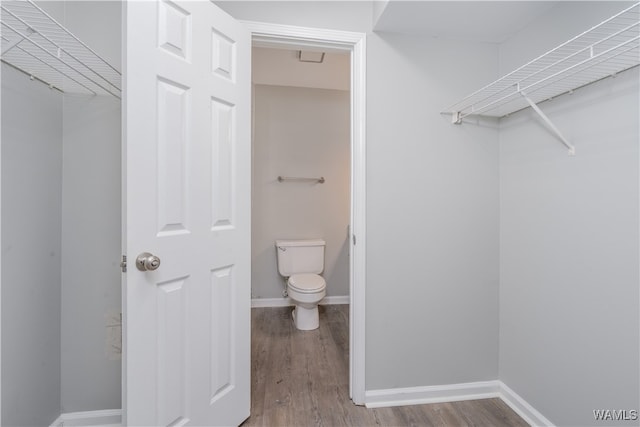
0,57 -> 3,424
244,21 -> 366,405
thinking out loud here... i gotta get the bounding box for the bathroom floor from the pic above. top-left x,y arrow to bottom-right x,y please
243,305 -> 528,426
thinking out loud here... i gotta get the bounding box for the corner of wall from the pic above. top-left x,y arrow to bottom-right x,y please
498,382 -> 555,427
371,1 -> 390,29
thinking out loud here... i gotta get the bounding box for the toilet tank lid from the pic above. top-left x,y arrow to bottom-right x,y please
275,239 -> 325,247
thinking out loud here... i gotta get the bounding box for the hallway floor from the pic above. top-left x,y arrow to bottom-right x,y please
243,305 -> 529,426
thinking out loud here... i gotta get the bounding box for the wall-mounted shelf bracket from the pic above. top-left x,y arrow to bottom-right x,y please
520,91 -> 576,156
448,89 -> 576,155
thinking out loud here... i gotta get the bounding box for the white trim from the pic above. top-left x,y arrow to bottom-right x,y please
499,381 -> 555,427
365,381 -> 501,408
244,21 -> 367,405
349,30 -> 367,406
321,295 -> 350,305
363,380 -> 554,427
245,21 -> 365,51
49,409 -> 122,427
251,295 -> 350,308
0,48 -> 3,425
251,297 -> 293,308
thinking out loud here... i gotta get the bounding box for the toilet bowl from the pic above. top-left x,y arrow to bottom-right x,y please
275,239 -> 327,331
288,273 -> 326,330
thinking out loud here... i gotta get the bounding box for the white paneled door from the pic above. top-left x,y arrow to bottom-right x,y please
124,1 -> 250,425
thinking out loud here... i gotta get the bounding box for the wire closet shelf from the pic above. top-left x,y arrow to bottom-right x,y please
0,0 -> 121,98
443,2 -> 640,123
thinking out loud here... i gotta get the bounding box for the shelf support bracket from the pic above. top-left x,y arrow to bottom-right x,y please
520,92 -> 576,156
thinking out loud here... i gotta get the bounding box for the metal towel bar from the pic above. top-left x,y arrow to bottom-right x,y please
277,176 -> 325,184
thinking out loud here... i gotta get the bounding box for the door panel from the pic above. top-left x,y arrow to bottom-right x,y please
124,1 -> 250,425
156,77 -> 190,236
210,98 -> 235,230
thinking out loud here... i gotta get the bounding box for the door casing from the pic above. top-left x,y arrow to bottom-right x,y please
245,21 -> 367,404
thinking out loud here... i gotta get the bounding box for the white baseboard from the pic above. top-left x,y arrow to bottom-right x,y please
251,297 -> 293,308
364,380 -> 553,426
321,295 -> 350,305
50,409 -> 122,427
46,384 -> 550,427
251,295 -> 349,308
365,380 -> 501,408
498,381 -> 555,427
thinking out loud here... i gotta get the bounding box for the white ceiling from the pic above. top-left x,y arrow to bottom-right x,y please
374,1 -> 559,43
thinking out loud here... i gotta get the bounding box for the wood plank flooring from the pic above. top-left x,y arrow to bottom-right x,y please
243,305 -> 529,427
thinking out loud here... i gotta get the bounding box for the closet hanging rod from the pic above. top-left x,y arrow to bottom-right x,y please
0,58 -> 63,92
278,176 -> 325,184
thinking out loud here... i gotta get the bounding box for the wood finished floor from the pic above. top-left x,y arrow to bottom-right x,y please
243,305 -> 529,427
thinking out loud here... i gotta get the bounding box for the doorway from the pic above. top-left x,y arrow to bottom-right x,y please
251,45 -> 350,305
246,23 -> 367,404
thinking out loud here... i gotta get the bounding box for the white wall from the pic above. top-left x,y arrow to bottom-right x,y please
366,32 -> 500,389
498,2 -> 634,73
218,0 -> 502,391
60,1 -> 121,70
61,94 -> 121,413
252,84 -> 350,300
498,3 -> 639,426
60,0 -> 122,413
1,64 -> 63,427
372,1 -> 390,28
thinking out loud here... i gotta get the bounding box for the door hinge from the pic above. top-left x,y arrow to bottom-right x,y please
120,255 -> 127,273
352,234 -> 356,245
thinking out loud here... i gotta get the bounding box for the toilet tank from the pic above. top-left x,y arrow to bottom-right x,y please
275,239 -> 325,276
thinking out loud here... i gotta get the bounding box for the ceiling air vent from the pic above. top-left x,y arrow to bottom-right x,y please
298,50 -> 325,63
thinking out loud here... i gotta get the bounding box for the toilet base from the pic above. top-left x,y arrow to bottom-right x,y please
292,305 -> 319,330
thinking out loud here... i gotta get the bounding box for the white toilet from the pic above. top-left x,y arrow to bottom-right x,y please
275,239 -> 327,330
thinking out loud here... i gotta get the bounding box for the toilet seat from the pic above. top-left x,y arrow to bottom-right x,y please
288,273 -> 326,294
